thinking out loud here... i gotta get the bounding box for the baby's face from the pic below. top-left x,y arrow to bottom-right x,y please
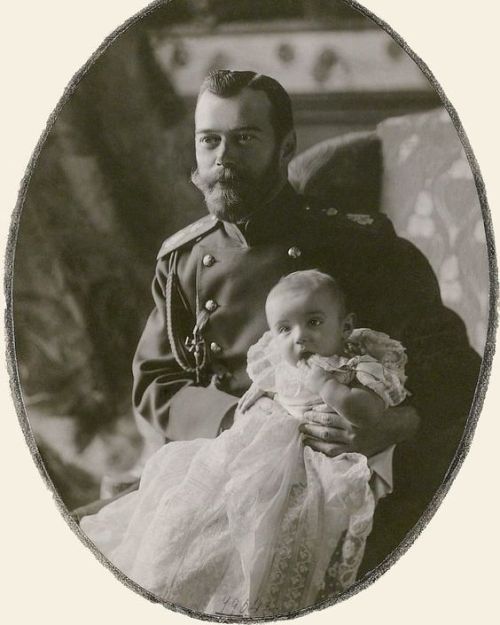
266,287 -> 347,366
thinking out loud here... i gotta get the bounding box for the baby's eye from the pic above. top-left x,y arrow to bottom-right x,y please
308,318 -> 322,327
278,325 -> 290,334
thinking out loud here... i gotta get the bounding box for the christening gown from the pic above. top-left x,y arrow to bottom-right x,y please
81,329 -> 408,617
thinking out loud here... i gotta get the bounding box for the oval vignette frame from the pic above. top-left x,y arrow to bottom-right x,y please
4,0 -> 498,621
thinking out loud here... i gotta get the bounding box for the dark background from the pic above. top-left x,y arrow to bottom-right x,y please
13,0 -> 443,508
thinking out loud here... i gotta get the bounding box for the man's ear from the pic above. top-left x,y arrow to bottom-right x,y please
342,312 -> 356,338
279,130 -> 297,167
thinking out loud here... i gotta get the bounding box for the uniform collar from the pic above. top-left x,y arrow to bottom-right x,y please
220,183 -> 304,246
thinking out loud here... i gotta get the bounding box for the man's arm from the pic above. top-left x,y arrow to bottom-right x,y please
389,238 -> 481,440
132,260 -> 238,441
300,404 -> 420,457
301,231 -> 480,480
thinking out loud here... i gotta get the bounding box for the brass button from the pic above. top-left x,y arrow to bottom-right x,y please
205,299 -> 218,312
210,342 -> 222,354
288,246 -> 302,259
202,254 -> 216,267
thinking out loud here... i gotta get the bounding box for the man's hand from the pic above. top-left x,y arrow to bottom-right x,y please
300,404 -> 420,458
299,405 -> 354,456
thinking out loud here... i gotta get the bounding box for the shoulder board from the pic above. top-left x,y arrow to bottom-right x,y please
157,214 -> 219,259
300,199 -> 394,237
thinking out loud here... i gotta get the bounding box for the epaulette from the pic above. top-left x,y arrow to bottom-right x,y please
157,214 -> 219,259
300,198 -> 394,237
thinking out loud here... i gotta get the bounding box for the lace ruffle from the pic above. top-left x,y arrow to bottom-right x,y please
345,328 -> 407,384
308,353 -> 408,408
246,331 -> 281,392
247,328 -> 409,409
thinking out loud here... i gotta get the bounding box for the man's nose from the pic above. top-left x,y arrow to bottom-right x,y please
215,138 -> 236,167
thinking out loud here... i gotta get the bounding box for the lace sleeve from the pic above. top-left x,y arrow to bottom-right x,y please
347,355 -> 408,407
346,327 -> 408,407
246,331 -> 282,393
309,328 -> 409,408
345,328 -> 408,383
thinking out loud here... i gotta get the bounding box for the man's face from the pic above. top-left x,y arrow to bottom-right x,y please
192,88 -> 286,222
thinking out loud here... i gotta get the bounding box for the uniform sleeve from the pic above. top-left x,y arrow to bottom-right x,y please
379,237 -> 481,496
132,261 -> 238,441
391,239 -> 480,427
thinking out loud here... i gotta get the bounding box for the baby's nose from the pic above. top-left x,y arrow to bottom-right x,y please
294,329 -> 308,343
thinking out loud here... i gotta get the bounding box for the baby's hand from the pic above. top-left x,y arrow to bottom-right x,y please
299,361 -> 332,394
238,384 -> 268,413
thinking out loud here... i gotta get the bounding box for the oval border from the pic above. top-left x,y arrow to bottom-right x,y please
3,0 -> 498,621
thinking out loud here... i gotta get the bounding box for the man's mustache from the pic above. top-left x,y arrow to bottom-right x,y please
192,167 -> 248,189
216,168 -> 243,184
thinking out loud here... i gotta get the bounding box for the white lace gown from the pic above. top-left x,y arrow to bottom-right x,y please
81,330 -> 407,617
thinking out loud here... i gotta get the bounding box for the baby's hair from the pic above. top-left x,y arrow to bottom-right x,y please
266,269 -> 347,316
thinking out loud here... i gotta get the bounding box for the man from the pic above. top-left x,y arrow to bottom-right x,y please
132,70 -> 480,576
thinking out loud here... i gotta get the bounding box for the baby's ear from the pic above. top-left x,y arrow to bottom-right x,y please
342,313 -> 356,338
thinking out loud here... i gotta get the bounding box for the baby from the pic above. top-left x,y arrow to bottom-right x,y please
243,269 -> 406,433
81,270 -> 407,617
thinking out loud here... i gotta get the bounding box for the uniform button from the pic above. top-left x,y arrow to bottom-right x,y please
202,254 -> 216,267
205,299 -> 218,312
210,342 -> 222,354
288,246 -> 302,259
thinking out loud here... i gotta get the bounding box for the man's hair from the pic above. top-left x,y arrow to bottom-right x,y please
266,269 -> 347,316
198,70 -> 294,142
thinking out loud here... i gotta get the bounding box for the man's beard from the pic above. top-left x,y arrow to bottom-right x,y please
191,158 -> 281,223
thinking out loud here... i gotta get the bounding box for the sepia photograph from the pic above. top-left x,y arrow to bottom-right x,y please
2,0 -> 498,622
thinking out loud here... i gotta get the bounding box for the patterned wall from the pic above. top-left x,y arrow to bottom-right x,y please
152,28 -> 431,96
378,109 -> 489,355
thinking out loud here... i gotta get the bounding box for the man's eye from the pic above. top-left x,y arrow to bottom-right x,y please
199,135 -> 220,146
237,133 -> 254,144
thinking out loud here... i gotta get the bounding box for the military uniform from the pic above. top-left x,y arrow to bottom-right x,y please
132,183 -> 480,571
